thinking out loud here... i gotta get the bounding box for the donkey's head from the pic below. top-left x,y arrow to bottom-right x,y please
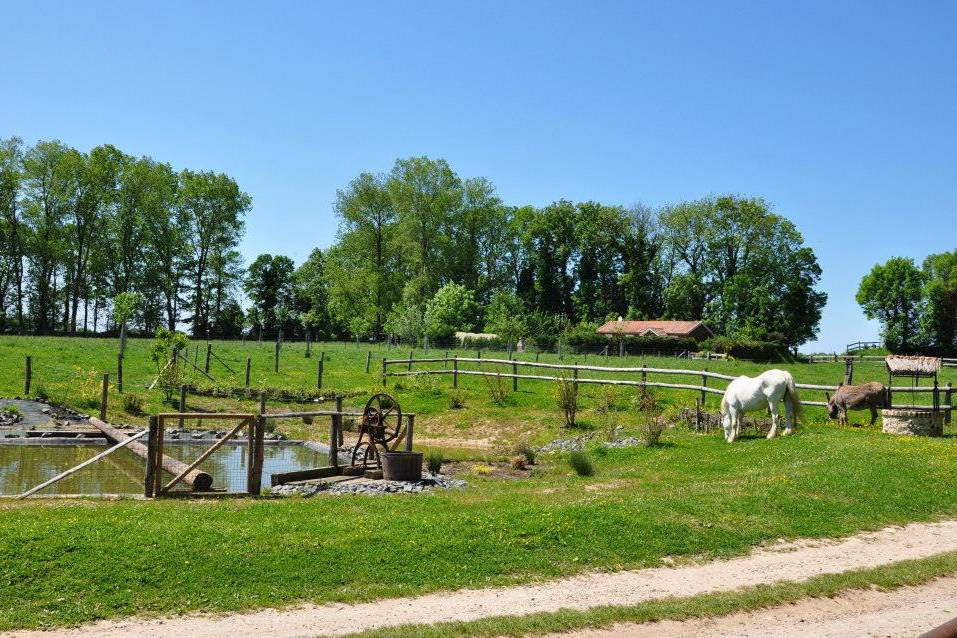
825,391 -> 839,419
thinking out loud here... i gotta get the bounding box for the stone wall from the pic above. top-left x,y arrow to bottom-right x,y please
881,409 -> 944,436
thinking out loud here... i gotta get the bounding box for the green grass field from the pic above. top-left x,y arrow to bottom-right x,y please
1,335 -> 956,631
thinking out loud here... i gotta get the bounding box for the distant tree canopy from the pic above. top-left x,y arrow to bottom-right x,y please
325,157 -> 827,350
0,142 -> 828,349
858,251 -> 957,354
0,136 -> 249,337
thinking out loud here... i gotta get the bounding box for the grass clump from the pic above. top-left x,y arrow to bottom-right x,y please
471,463 -> 495,476
447,390 -> 466,409
511,440 -> 536,466
568,450 -> 594,476
1,404 -> 22,417
482,370 -> 511,406
426,450 -> 444,474
121,393 -> 144,415
639,416 -> 666,447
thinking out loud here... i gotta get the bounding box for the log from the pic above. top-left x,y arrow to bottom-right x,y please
89,417 -> 213,492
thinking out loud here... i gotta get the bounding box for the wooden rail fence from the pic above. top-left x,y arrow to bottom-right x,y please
382,356 -> 954,413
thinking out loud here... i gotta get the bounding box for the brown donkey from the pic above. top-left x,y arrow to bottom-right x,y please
825,381 -> 889,426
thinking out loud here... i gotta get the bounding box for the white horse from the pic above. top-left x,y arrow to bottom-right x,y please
720,369 -> 802,443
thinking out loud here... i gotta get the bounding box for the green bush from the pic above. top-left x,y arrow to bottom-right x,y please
426,450 -> 444,474
512,440 -> 536,465
447,390 -> 466,409
121,393 -> 144,415
554,374 -> 579,428
699,336 -> 785,362
568,451 -> 594,476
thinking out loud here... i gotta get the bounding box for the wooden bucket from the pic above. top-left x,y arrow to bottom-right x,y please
381,451 -> 423,482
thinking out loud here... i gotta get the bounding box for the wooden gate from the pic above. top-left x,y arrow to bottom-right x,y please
144,412 -> 264,497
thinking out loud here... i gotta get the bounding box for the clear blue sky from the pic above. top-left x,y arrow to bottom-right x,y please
3,1 -> 955,352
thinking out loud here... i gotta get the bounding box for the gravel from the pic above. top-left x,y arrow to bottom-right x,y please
539,433 -> 645,453
271,472 -> 467,497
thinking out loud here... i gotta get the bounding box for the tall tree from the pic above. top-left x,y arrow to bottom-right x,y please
0,137 -> 25,331
921,250 -> 957,353
857,257 -> 926,352
243,253 -> 296,338
177,170 -> 249,337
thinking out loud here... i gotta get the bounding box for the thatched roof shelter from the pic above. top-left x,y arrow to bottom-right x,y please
885,355 -> 941,377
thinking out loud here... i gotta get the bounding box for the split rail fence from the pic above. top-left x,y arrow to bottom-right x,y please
381,355 -> 954,418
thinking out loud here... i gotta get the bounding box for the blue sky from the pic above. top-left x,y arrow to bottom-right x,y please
2,1 -> 955,351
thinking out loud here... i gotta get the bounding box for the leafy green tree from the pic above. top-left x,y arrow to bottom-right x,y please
295,248 -> 338,339
0,137 -> 26,331
384,283 -> 425,344
484,289 -> 526,343
920,250 -> 957,353
243,254 -> 296,338
424,283 -> 479,341
178,170 -> 250,337
857,257 -> 926,352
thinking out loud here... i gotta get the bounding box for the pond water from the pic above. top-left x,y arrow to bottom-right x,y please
0,443 -> 328,495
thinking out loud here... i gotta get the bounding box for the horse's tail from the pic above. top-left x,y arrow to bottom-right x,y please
784,372 -> 802,422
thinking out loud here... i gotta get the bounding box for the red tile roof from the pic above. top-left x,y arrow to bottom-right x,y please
596,320 -> 712,338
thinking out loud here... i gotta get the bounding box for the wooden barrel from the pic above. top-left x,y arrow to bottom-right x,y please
381,452 -> 423,482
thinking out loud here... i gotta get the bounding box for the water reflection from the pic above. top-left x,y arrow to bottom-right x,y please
0,443 -> 326,495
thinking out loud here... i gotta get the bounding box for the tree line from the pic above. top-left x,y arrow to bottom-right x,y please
1,141 -> 828,350
0,137 -> 249,336
857,251 -> 957,355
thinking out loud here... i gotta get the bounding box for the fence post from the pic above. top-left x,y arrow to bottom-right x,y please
274,340 -> 280,373
250,416 -> 265,495
144,416 -> 159,498
844,358 -> 854,385
408,350 -> 414,372
381,357 -> 387,387
405,413 -> 414,452
444,351 -> 449,369
117,353 -> 124,394
366,350 -> 372,373
245,357 -> 251,387
330,396 -> 342,468
946,382 -> 953,425
205,343 -> 212,374
317,351 -> 325,389
573,363 -> 579,397
512,360 -> 518,392
477,349 -> 481,360
24,355 -> 31,396
700,368 -> 708,408
99,373 -> 109,421
535,351 -> 540,363
178,385 -> 186,429
305,331 -> 311,358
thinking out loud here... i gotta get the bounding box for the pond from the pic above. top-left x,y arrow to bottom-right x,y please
0,443 -> 329,495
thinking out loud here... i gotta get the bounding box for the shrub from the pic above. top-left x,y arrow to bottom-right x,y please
596,386 -> 622,440
471,463 -> 495,476
639,416 -> 666,447
632,386 -> 660,416
509,455 -> 527,470
568,451 -> 594,476
482,370 -> 511,406
426,450 -> 444,474
448,390 -> 466,410
512,440 -> 536,465
555,373 -> 579,428
121,393 -> 144,415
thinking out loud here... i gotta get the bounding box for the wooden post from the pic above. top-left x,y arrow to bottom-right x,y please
259,392 -> 267,416
153,417 -> 165,496
317,351 -> 325,389
24,355 -> 31,396
573,363 -> 579,397
619,340 -> 624,357
453,356 -> 459,388
246,417 -> 257,494
144,416 -> 158,498
99,373 -> 109,421
405,413 -> 415,452
245,357 -> 251,387
274,340 -> 280,373
205,343 -> 212,374
535,351 -> 540,363
330,396 -> 341,468
945,382 -> 953,425
477,349 -> 481,360
381,357 -> 387,387
408,350 -> 414,372
444,351 -> 449,369
117,354 -> 124,394
305,331 -> 312,358
512,360 -> 518,392
250,416 -> 265,495
178,385 -> 186,429
365,350 -> 372,373
844,358 -> 854,385
700,368 -> 708,408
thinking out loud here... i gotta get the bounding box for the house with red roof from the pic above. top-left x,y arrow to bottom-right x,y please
596,319 -> 713,342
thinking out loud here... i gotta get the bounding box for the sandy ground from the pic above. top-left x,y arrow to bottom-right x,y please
553,574 -> 957,637
4,520 -> 957,638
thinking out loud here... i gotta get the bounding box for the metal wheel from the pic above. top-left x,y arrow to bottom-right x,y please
363,393 -> 403,445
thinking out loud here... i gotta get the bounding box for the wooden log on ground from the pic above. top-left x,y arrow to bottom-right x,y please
89,417 -> 213,492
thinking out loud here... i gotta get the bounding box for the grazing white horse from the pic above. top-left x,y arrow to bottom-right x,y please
720,369 -> 802,443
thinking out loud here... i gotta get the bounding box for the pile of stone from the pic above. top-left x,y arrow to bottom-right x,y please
271,472 -> 467,497
539,433 -> 644,453
165,427 -> 288,441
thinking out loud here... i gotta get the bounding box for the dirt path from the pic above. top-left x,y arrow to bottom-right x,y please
4,520 -> 957,638
554,574 -> 957,637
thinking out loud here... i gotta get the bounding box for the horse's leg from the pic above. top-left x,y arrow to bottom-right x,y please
767,401 -> 780,439
733,411 -> 741,442
870,405 -> 877,426
783,397 -> 794,435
